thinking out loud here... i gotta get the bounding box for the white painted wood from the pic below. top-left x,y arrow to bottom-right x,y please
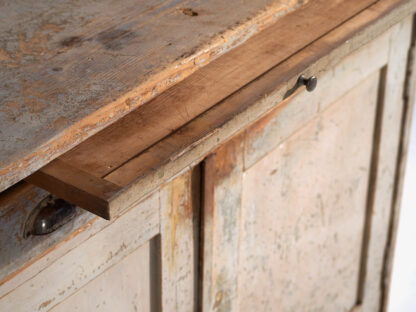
244,26 -> 391,169
0,169 -> 200,312
202,19 -> 412,312
160,169 -> 199,311
202,136 -> 245,312
362,16 -> 413,312
50,241 -> 152,312
0,191 -> 160,312
238,72 -> 379,311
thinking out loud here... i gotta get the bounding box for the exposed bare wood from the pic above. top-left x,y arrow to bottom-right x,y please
0,182 -> 99,289
244,28 -> 389,168
26,159 -> 121,219
236,72 -> 379,311
0,190 -> 160,311
0,0 -> 306,192
202,134 -> 245,312
60,0 -> 377,179
0,2 -> 413,311
26,0 -> 415,220
160,168 -> 200,311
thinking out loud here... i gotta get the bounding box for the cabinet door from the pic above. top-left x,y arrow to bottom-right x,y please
0,168 -> 200,312
201,18 -> 412,312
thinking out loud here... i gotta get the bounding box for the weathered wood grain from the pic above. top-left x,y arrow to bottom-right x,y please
25,159 -> 121,219
160,168 -> 200,311
50,241 -> 153,312
237,72 -> 379,311
27,0 -> 415,220
0,189 -> 160,311
202,134 -> 244,312
0,183 -> 91,284
0,0 -> 306,191
244,26 -> 390,168
59,0 -> 376,179
0,168 -> 200,312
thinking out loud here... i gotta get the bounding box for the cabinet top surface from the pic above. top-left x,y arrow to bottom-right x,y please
0,0 -> 304,191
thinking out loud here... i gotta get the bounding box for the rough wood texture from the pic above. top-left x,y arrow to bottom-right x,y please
199,17 -> 413,312
360,16 -> 412,312
160,168 -> 200,311
237,72 -> 379,311
0,182 -> 97,287
0,168 -> 200,312
27,0 -> 415,220
202,134 -> 244,312
59,0 -> 375,179
25,159 -> 121,219
0,0 -> 306,192
244,27 -> 389,168
50,241 -> 153,312
0,190 -> 160,311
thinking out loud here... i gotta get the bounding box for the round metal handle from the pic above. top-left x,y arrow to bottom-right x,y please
24,195 -> 76,237
297,74 -> 318,92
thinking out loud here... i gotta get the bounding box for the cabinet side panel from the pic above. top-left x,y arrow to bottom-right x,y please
362,16 -> 413,312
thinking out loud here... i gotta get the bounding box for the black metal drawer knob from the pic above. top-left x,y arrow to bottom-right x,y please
297,74 -> 318,92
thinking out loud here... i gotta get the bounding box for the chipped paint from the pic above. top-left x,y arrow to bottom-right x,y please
0,0 -> 307,192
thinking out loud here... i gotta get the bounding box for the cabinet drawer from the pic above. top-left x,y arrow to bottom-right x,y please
0,183 -> 96,286
0,168 -> 200,311
24,0 -> 414,221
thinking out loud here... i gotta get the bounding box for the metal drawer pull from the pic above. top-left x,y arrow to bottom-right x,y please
24,195 -> 76,237
297,74 -> 318,92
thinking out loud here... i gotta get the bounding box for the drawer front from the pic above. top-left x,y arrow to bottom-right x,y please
201,18 -> 412,312
0,168 -> 200,312
0,183 -> 96,286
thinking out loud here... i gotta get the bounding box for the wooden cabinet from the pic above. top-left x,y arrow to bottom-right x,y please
201,17 -> 412,311
0,0 -> 415,311
0,170 -> 200,311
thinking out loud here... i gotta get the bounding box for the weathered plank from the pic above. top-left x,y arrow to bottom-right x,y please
49,241 -> 153,312
360,16 -> 412,312
202,134 -> 245,312
27,0 -> 416,219
0,168 -> 202,312
60,0 -> 376,179
244,25 -> 390,168
25,159 -> 121,219
0,0 -> 305,191
237,72 -> 379,311
0,191 -> 160,311
159,168 -> 200,311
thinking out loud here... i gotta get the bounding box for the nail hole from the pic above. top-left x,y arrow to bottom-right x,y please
60,36 -> 83,47
182,8 -> 198,16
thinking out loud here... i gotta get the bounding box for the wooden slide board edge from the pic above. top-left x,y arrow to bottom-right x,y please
26,0 -> 416,220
